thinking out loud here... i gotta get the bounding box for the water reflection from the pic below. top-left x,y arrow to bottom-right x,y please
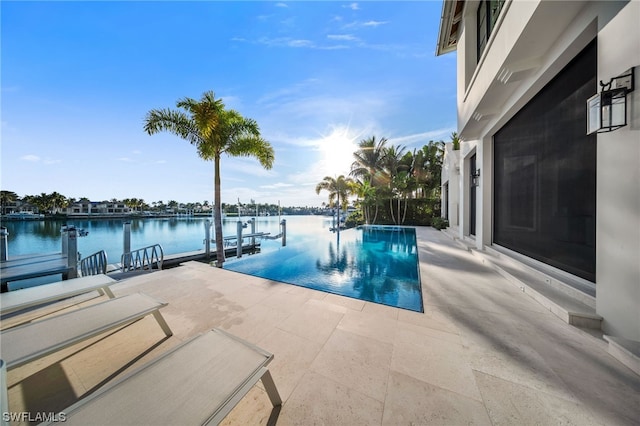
310,226 -> 422,311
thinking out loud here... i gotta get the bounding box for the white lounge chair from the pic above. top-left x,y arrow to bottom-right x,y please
1,293 -> 172,370
0,274 -> 116,316
42,328 -> 282,425
0,360 -> 7,426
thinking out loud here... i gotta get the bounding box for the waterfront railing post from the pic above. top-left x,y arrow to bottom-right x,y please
1,227 -> 8,261
281,219 -> 286,247
61,225 -> 68,257
236,221 -> 243,258
123,221 -> 131,256
66,226 -> 78,279
204,220 -> 211,259
250,218 -> 256,247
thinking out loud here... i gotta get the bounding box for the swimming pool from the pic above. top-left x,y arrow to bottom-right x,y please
224,221 -> 423,312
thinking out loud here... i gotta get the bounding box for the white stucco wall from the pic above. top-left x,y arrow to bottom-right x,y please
595,0 -> 640,340
441,144 -> 461,226
447,0 -> 639,340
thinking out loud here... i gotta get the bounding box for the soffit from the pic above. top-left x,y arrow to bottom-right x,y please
436,0 -> 465,56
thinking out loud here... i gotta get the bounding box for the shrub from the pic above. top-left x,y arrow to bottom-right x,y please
431,216 -> 449,230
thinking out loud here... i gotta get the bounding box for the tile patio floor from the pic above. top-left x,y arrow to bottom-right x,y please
2,227 -> 639,425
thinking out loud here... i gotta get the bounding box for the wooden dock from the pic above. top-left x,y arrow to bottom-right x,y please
0,241 -> 263,290
162,244 -> 261,268
1,253 -> 72,292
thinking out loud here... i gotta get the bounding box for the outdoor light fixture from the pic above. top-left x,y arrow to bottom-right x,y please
587,67 -> 635,134
471,168 -> 481,186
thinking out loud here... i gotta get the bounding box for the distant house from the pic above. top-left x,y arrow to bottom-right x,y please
437,0 -> 639,343
66,201 -> 131,215
2,201 -> 41,215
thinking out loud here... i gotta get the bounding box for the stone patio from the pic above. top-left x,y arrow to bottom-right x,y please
2,227 -> 639,425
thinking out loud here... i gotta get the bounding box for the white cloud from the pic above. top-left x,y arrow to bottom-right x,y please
363,20 -> 388,27
259,182 -> 295,189
327,34 -> 359,42
344,3 -> 359,10
275,2 -> 288,7
257,37 -> 314,48
388,127 -> 457,147
19,154 -> 62,164
118,157 -> 134,162
343,20 -> 388,29
226,158 -> 277,178
288,39 -> 314,48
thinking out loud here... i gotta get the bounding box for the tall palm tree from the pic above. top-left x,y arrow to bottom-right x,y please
315,175 -> 354,211
350,136 -> 388,187
351,179 -> 378,225
144,91 -> 274,266
381,144 -> 408,224
350,136 -> 388,223
316,175 -> 354,232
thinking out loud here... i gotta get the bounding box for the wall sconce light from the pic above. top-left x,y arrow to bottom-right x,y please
471,168 -> 481,186
587,67 -> 635,134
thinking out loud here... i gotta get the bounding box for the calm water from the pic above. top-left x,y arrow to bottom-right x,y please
225,225 -> 423,312
3,215 -> 306,262
2,215 -> 294,288
3,216 -> 423,311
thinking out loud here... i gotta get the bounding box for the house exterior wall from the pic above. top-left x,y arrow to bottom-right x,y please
595,1 -> 640,340
439,0 -> 639,340
441,143 -> 461,226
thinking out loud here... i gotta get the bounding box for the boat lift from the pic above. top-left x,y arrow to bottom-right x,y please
204,218 -> 286,260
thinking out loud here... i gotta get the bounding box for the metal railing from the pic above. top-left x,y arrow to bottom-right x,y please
121,244 -> 164,273
80,250 -> 108,276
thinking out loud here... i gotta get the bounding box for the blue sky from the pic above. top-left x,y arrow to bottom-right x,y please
1,1 -> 456,207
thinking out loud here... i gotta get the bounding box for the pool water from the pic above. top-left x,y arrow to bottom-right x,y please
224,224 -> 423,312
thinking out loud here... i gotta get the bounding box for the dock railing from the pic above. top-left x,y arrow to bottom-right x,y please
121,244 -> 164,273
80,250 -> 108,276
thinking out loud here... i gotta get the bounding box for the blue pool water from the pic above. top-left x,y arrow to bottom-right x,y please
224,224 -> 423,312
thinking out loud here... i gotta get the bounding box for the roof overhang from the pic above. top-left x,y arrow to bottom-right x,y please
436,0 -> 465,56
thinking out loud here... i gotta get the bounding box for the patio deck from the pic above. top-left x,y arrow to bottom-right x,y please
2,227 -> 639,425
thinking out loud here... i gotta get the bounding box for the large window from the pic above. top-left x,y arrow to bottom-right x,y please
477,0 -> 505,61
493,40 -> 596,282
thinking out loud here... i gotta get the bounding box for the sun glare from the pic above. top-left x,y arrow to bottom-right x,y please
318,126 -> 359,178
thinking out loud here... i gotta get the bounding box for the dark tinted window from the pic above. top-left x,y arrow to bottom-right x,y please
494,40 -> 597,282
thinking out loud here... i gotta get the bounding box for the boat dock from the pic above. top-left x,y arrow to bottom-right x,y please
1,219 -> 287,289
0,253 -> 72,292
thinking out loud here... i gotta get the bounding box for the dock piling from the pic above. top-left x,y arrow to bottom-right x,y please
123,222 -> 131,256
281,219 -> 286,247
204,220 -> 211,259
61,225 -> 68,257
66,226 -> 78,279
236,221 -> 243,258
249,218 -> 256,247
1,227 -> 8,261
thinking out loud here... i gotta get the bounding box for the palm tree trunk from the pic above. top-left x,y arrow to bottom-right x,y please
372,205 -> 379,224
389,198 -> 396,224
401,196 -> 408,224
214,155 -> 225,267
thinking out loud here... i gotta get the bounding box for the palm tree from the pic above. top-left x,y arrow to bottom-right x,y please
144,91 -> 274,267
350,136 -> 388,187
0,191 -> 18,215
351,179 -> 378,224
450,131 -> 460,150
380,144 -> 414,224
350,136 -> 388,223
316,175 -> 354,233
